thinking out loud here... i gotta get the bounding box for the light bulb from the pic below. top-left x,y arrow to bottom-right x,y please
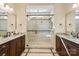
10,8 -> 14,11
72,4 -> 77,8
5,5 -> 10,10
0,3 -> 4,7
4,16 -> 8,19
77,3 -> 79,6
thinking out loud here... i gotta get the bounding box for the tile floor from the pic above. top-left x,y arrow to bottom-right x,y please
21,48 -> 59,56
22,33 -> 57,56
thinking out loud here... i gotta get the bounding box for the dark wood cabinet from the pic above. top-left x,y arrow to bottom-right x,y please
63,38 -> 79,56
0,35 -> 25,56
56,35 -> 79,56
56,35 -> 68,56
21,35 -> 25,52
9,39 -> 17,56
16,38 -> 22,56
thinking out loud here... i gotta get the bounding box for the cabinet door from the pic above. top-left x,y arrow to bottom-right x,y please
16,38 -> 22,56
63,39 -> 79,56
21,36 -> 25,51
56,35 -> 62,51
56,36 -> 69,56
9,40 -> 17,56
0,43 -> 9,56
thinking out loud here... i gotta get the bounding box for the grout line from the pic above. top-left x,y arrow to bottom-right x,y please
24,48 -> 55,56
50,48 -> 55,56
28,52 -> 52,53
25,48 -> 30,56
25,47 -> 53,49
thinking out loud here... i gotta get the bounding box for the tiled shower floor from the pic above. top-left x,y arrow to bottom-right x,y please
21,48 -> 59,56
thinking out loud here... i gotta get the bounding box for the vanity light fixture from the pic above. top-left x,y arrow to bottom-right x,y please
5,5 -> 14,12
0,3 -> 5,11
0,3 -> 14,12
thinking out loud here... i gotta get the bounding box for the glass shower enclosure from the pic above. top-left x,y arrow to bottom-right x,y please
26,4 -> 54,48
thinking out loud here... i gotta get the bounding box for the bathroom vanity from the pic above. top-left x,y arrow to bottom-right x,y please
56,34 -> 79,56
0,34 -> 25,56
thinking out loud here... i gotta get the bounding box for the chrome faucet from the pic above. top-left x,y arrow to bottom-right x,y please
7,32 -> 11,37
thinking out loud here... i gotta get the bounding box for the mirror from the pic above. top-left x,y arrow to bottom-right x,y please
65,7 -> 79,35
0,9 -> 16,37
0,11 -> 8,37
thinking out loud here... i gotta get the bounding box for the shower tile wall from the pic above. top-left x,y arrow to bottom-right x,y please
27,19 -> 51,30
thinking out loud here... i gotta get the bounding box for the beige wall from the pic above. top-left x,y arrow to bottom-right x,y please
54,4 -> 66,33
7,4 -> 15,32
8,14 -> 15,32
14,4 -> 28,45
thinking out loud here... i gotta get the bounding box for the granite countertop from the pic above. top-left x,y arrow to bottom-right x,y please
57,34 -> 79,45
0,34 -> 25,45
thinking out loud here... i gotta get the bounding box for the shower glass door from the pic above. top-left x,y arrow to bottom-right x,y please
26,4 -> 54,48
27,16 -> 53,48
